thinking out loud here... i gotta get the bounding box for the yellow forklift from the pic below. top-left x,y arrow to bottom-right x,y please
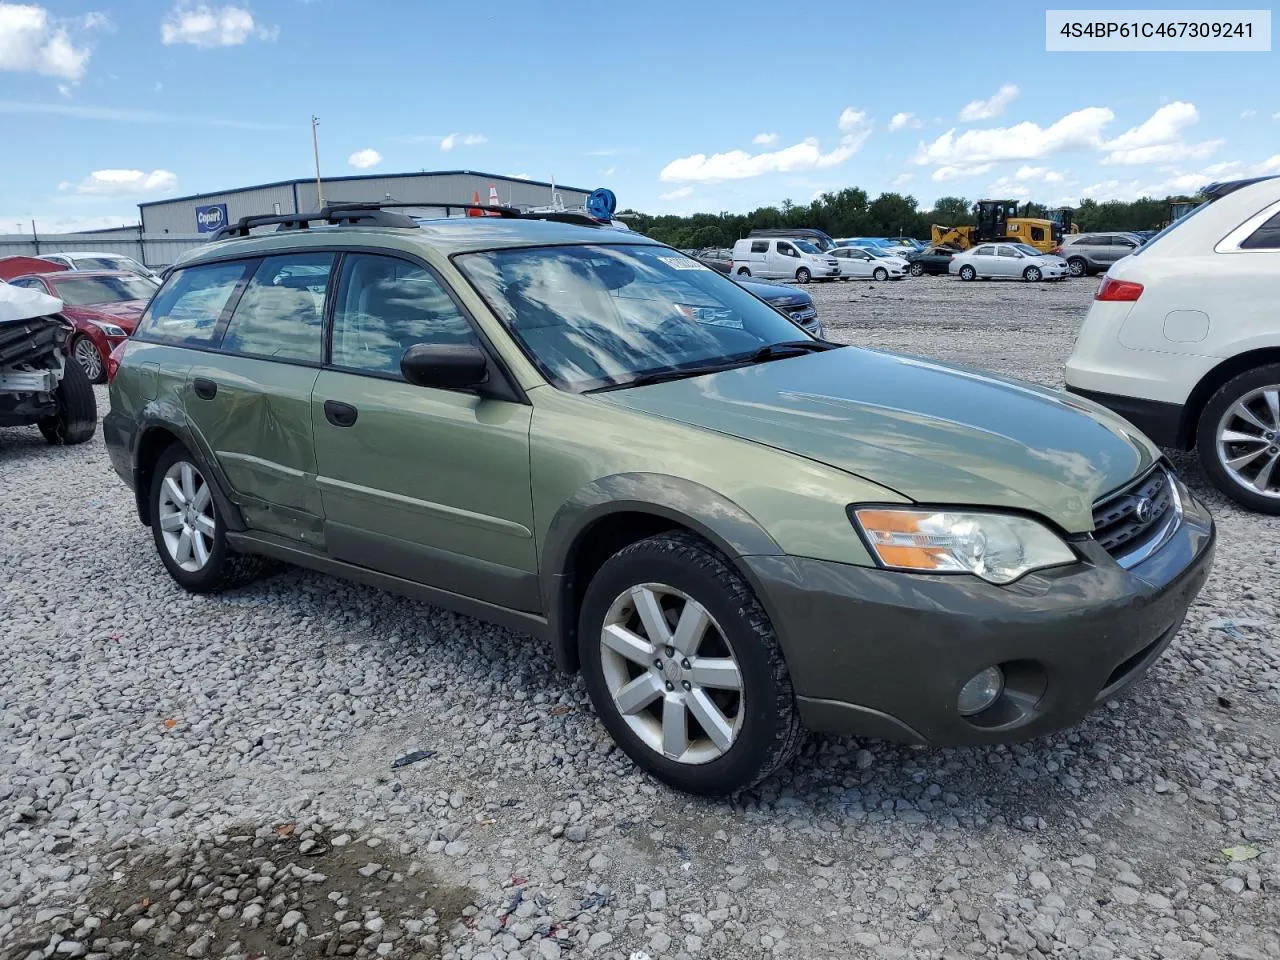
931,200 -> 1060,254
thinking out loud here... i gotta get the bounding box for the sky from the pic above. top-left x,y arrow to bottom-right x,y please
1,1 -> 1278,233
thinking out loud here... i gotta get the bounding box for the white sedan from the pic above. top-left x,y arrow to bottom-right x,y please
949,242 -> 1068,282
829,246 -> 907,280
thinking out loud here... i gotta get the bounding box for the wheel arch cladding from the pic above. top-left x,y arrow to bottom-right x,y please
540,473 -> 785,674
133,414 -> 246,532
1182,347 -> 1280,448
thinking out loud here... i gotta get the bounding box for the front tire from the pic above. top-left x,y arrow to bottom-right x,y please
872,267 -> 889,282
1067,257 -> 1087,277
909,262 -> 925,277
958,265 -> 976,281
72,335 -> 105,383
795,268 -> 811,284
149,443 -> 269,591
1196,364 -> 1280,514
1023,266 -> 1042,282
737,267 -> 751,277
578,532 -> 803,796
38,357 -> 96,446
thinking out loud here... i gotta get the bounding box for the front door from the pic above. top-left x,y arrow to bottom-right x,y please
181,253 -> 334,545
311,252 -> 538,611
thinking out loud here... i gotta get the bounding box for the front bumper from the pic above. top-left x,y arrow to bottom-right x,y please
747,490 -> 1215,746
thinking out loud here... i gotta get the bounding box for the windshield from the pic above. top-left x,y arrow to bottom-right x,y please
794,240 -> 821,255
1011,243 -> 1042,256
54,275 -> 157,305
457,244 -> 817,392
78,256 -> 149,274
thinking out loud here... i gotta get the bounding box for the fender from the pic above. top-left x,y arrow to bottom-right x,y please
539,472 -> 786,673
131,401 -> 247,532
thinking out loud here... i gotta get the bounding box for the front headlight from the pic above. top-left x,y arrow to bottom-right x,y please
91,320 -> 128,338
851,508 -> 1077,584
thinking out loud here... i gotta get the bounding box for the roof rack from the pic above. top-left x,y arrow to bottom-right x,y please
211,201 -> 604,240
1201,175 -> 1279,200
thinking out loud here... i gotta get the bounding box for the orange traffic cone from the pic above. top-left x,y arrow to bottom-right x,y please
467,189 -> 484,217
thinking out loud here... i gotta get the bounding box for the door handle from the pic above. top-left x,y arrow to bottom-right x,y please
192,377 -> 217,400
323,400 -> 358,427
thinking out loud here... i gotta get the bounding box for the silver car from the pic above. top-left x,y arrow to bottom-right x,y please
1056,232 -> 1143,277
949,243 -> 1069,282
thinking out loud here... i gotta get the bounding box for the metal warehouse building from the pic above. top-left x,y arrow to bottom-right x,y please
139,171 -> 592,236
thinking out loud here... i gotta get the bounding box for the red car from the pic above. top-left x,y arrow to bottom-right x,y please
7,270 -> 158,382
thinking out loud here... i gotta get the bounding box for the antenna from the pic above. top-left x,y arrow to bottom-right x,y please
311,115 -> 324,208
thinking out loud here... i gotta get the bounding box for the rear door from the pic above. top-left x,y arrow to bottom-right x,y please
311,252 -> 537,611
181,252 -> 334,546
969,244 -> 997,275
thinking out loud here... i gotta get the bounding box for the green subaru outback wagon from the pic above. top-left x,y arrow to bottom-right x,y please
104,205 -> 1215,795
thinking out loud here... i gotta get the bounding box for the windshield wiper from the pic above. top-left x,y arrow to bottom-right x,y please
586,341 -> 835,393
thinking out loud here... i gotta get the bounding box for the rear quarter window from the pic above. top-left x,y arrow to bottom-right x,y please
135,261 -> 253,346
1241,211 -> 1280,249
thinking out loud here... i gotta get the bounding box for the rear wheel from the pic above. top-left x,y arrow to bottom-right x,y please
578,532 -> 803,795
1023,266 -> 1043,282
1197,365 -> 1280,514
737,267 -> 751,277
71,335 -> 105,383
1067,257 -> 1087,277
909,262 -> 925,277
795,268 -> 811,284
958,265 -> 976,281
873,267 -> 889,282
38,358 -> 96,446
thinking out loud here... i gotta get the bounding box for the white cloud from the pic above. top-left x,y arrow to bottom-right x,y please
890,173 -> 914,187
888,112 -> 921,132
1078,159 -> 1262,202
1100,102 -> 1220,164
1012,165 -> 1065,183
81,11 -> 111,30
160,4 -> 278,47
347,148 -> 381,169
915,106 -> 1114,167
57,82 -> 71,97
439,132 -> 486,151
987,167 -> 1065,197
659,186 -> 694,200
0,2 -> 93,79
932,163 -> 992,182
75,168 -> 178,195
959,84 -> 1019,122
661,108 -> 871,183
1241,109 -> 1256,119
752,132 -> 778,145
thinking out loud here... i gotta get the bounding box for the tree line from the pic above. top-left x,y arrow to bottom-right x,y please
621,188 -> 1192,250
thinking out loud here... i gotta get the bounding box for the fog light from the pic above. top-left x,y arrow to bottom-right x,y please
957,666 -> 1005,716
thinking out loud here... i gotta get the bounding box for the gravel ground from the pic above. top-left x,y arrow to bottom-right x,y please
2,275 -> 1278,960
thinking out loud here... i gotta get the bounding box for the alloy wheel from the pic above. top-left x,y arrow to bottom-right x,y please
1216,386 -> 1280,499
598,583 -> 744,765
157,460 -> 218,572
73,337 -> 103,382
1069,259 -> 1086,277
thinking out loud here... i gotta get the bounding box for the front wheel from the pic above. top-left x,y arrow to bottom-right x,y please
958,265 -> 976,281
909,262 -> 925,277
795,268 -> 811,284
71,335 -> 105,383
1023,266 -> 1043,282
1068,257 -> 1087,277
578,532 -> 803,795
872,267 -> 889,282
736,267 -> 751,277
1197,364 -> 1280,514
38,357 -> 96,445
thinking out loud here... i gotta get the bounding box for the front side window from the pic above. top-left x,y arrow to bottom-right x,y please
996,246 -> 1019,258
1010,243 -> 1041,256
1241,211 -> 1280,249
51,275 -> 157,305
136,261 -> 251,345
777,242 -> 796,257
458,244 -> 817,392
219,254 -> 333,362
331,254 -> 478,376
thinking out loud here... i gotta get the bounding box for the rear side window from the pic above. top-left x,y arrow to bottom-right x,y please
750,241 -> 768,253
220,254 -> 334,363
1241,211 -> 1280,249
972,245 -> 995,256
330,254 -> 478,377
136,261 -> 252,346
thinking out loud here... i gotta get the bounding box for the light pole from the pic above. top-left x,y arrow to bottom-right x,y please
311,115 -> 324,209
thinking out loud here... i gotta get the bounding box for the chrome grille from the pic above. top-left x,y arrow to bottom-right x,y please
1092,467 -> 1178,565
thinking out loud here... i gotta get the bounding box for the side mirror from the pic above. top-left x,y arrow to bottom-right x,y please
401,343 -> 489,391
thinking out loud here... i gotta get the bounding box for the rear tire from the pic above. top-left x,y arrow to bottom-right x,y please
1196,364 -> 1280,514
149,443 -> 271,591
958,265 -> 976,281
38,357 -> 96,446
873,267 -> 889,282
795,268 -> 811,284
1023,266 -> 1043,282
578,532 -> 804,796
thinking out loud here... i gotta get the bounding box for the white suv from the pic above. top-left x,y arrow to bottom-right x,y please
1065,176 -> 1280,512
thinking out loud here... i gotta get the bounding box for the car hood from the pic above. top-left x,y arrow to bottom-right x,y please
62,299 -> 147,331
598,347 -> 1160,533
